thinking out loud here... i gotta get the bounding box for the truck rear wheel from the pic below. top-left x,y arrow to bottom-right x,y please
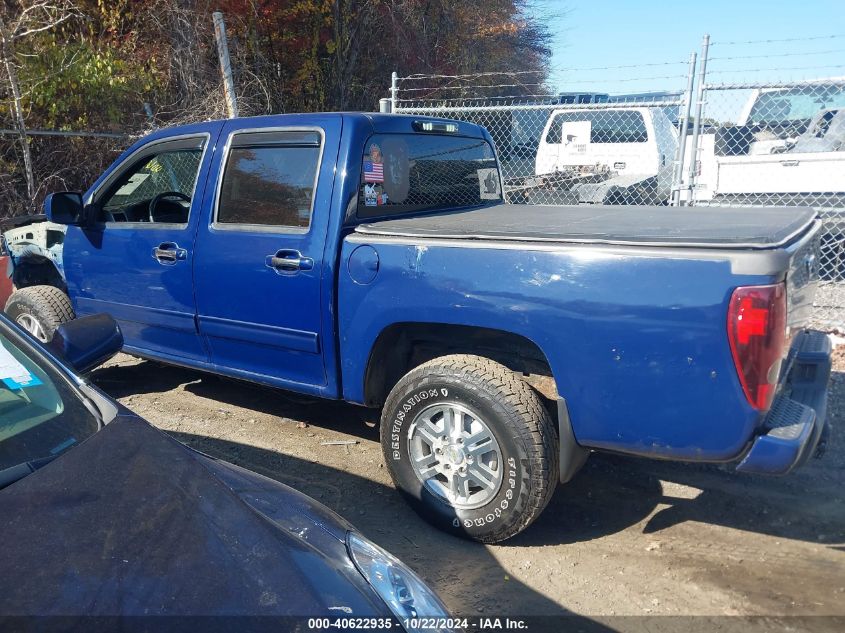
380,354 -> 558,543
4,285 -> 75,343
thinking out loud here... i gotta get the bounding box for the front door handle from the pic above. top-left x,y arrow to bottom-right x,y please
152,242 -> 187,265
265,249 -> 313,274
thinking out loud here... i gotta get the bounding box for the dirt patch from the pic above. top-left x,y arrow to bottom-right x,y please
90,351 -> 845,618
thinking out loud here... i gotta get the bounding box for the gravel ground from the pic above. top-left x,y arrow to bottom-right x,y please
90,347 -> 845,622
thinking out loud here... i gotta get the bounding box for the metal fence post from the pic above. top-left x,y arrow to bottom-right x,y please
686,34 -> 710,202
390,72 -> 398,112
379,98 -> 391,113
671,51 -> 697,206
213,12 -> 239,119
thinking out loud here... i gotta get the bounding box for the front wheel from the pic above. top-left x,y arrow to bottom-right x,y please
380,354 -> 558,543
4,285 -> 75,343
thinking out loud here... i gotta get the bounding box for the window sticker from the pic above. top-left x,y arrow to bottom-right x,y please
381,137 -> 410,203
362,143 -> 391,207
561,120 -> 591,147
364,183 -> 378,206
477,168 -> 501,200
0,344 -> 41,390
114,172 -> 150,197
363,143 -> 384,185
2,375 -> 43,390
363,183 -> 389,207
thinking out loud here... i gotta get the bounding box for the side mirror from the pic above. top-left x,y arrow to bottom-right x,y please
44,191 -> 84,225
48,314 -> 123,374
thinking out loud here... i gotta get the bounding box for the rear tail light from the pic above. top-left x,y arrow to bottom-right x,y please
727,283 -> 787,411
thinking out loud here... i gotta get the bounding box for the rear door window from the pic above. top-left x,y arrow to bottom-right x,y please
357,133 -> 500,219
216,131 -> 322,230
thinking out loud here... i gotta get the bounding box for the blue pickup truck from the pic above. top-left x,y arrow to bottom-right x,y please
2,113 -> 832,542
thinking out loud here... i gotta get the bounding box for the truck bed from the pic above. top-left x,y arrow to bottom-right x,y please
355,204 -> 817,250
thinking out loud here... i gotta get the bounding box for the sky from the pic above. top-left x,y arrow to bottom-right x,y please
531,0 -> 845,96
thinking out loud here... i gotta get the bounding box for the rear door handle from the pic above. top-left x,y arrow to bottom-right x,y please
152,242 -> 187,265
265,249 -> 313,274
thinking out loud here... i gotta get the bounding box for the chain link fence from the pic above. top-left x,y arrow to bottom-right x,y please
388,37 -> 845,329
394,100 -> 687,208
688,74 -> 845,328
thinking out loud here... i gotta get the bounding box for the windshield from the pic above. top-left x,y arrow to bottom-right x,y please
357,133 -> 500,219
0,324 -> 99,471
747,85 -> 845,125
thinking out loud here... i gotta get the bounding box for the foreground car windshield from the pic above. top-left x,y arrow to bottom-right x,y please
0,327 -> 98,470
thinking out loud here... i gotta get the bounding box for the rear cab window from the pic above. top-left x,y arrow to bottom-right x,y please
216,130 -> 323,231
356,133 -> 501,219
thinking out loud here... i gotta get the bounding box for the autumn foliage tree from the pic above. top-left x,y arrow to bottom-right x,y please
0,0 -> 551,215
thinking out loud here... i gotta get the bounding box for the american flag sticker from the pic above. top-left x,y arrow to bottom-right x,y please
363,161 -> 384,183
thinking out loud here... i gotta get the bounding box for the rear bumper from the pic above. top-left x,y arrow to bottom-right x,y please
736,330 -> 832,475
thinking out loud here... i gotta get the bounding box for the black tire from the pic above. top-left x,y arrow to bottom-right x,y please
380,354 -> 558,543
4,285 -> 75,343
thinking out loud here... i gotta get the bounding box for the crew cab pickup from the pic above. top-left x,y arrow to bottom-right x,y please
3,113 -> 832,543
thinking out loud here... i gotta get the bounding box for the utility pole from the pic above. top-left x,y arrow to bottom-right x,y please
213,12 -> 239,118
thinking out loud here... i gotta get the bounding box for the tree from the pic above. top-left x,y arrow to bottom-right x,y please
0,1 -> 76,208
0,0 -> 553,217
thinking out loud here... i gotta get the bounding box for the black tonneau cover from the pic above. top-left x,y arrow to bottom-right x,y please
355,204 -> 817,250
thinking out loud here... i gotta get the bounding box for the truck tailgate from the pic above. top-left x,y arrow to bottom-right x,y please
785,221 -> 823,330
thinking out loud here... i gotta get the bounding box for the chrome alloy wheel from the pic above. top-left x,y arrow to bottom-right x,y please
16,314 -> 48,342
407,402 -> 503,510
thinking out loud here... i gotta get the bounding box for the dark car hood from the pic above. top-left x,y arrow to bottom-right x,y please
0,415 -> 384,617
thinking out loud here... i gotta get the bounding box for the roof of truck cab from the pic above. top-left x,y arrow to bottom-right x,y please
145,112 -> 489,141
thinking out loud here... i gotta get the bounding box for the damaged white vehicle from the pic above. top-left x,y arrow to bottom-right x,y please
694,81 -> 845,207
0,215 -> 71,341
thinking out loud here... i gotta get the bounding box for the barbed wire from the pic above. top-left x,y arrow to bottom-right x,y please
709,48 -> 845,62
394,96 -> 684,107
398,82 -> 548,93
706,63 -> 845,75
703,78 -> 845,90
395,95 -> 559,104
399,60 -> 689,83
398,76 -> 691,100
711,33 -> 845,46
399,70 -> 543,82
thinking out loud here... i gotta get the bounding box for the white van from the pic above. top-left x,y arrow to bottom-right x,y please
529,106 -> 678,205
